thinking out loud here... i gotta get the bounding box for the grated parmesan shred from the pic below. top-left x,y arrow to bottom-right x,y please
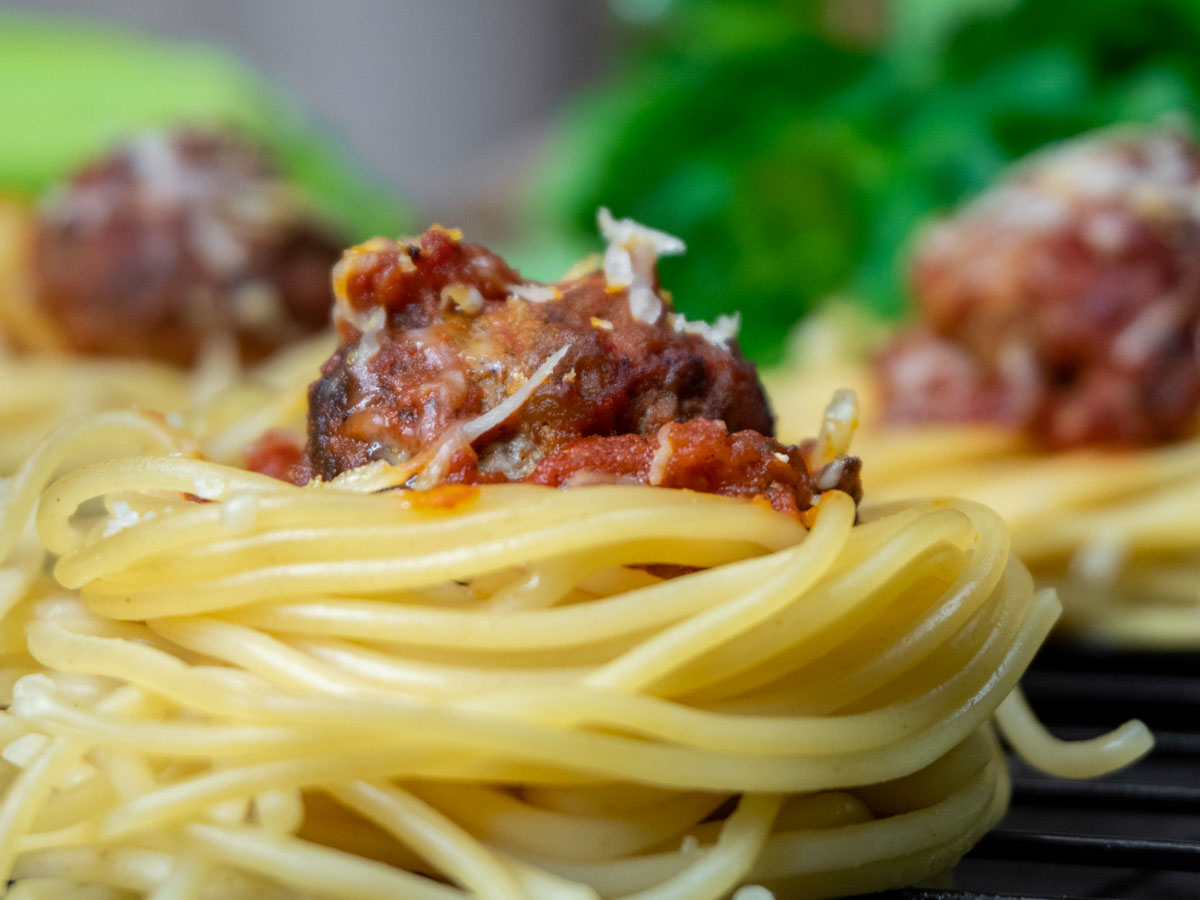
412,346 -> 567,491
1069,535 -> 1128,585
815,457 -> 848,492
815,389 -> 859,467
333,294 -> 375,333
594,208 -> 742,347
441,283 -> 486,315
1112,298 -> 1183,367
191,474 -> 225,501
461,345 -> 571,442
597,207 -> 686,324
231,281 -> 286,330
952,127 -> 1200,249
410,429 -> 472,491
102,500 -> 144,538
509,283 -> 560,304
598,207 -> 687,256
345,307 -> 388,409
668,311 -> 741,348
647,424 -> 677,486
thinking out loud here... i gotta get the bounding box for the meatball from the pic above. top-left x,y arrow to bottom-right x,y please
304,220 -> 774,481
878,127 -> 1200,448
32,129 -> 344,365
527,419 -> 817,516
287,216 -> 859,514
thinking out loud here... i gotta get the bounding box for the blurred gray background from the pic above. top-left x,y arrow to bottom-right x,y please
0,0 -> 611,224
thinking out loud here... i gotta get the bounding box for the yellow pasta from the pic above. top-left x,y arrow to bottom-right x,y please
767,344 -> 1200,648
0,410 -> 1150,899
0,330 -> 329,477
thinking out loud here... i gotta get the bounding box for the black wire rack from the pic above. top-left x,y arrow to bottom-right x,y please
878,645 -> 1200,900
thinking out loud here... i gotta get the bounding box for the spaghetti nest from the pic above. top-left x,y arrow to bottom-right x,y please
767,352 -> 1200,649
0,412 -> 1149,899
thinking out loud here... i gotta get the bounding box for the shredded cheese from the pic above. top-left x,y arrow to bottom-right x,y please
668,311 -> 741,348
1069,535 -> 1128,585
231,281 -> 286,330
461,345 -> 571,443
597,207 -> 687,256
597,207 -> 686,324
191,474 -> 225,501
1112,298 -> 1183,367
440,283 -> 485,315
815,389 -> 859,466
320,347 -> 555,495
509,283 -> 560,304
410,429 -> 471,491
815,457 -> 848,492
344,307 -> 387,408
647,424 -> 677,486
102,501 -> 144,538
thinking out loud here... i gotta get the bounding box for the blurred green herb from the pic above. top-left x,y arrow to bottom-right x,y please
527,0 -> 1200,362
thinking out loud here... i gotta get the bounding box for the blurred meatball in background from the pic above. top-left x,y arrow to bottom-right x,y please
32,129 -> 345,365
878,127 -> 1200,448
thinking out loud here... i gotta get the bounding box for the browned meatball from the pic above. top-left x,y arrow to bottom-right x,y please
302,222 -> 776,487
32,129 -> 344,365
526,419 -> 816,515
878,127 -> 1200,448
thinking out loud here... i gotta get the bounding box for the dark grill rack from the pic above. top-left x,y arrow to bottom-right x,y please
878,645 -> 1200,900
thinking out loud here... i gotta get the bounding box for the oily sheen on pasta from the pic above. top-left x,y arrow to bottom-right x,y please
0,410 -> 1150,900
